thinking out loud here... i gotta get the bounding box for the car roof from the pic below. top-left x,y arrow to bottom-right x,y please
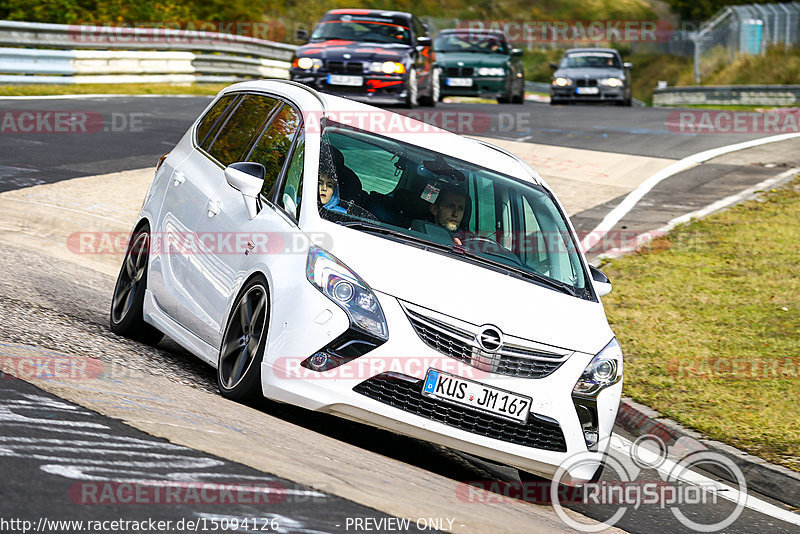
564,48 -> 620,55
324,8 -> 413,19
218,80 -> 544,187
437,28 -> 507,38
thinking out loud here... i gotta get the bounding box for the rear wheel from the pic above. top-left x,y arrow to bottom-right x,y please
110,225 -> 163,344
419,68 -> 439,107
217,276 -> 269,402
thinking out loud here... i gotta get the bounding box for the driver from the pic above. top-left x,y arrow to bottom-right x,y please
429,187 -> 475,245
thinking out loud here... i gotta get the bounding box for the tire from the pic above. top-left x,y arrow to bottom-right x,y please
110,225 -> 163,345
419,67 -> 439,107
512,86 -> 525,104
496,95 -> 509,104
404,68 -> 419,109
550,98 -> 561,105
217,276 -> 270,402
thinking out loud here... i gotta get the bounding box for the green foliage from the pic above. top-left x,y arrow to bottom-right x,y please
666,0 -> 794,21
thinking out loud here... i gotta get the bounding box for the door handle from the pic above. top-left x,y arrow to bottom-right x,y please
207,201 -> 221,217
172,171 -> 185,187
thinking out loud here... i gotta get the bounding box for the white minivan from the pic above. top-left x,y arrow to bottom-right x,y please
111,79 -> 622,484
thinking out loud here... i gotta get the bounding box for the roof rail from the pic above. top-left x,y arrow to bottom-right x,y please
470,138 -> 542,183
265,79 -> 328,111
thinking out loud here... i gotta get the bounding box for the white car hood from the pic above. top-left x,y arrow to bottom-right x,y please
326,227 -> 613,355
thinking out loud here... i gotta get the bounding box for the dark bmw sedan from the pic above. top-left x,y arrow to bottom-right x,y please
290,9 -> 438,108
550,48 -> 632,106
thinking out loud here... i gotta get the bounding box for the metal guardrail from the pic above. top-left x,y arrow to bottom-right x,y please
654,85 -> 800,106
0,20 -> 297,83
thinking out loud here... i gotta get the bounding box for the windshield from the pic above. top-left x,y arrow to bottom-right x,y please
311,20 -> 411,45
317,122 -> 590,297
560,52 -> 620,69
434,33 -> 508,54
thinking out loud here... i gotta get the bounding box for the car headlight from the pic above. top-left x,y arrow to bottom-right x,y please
369,61 -> 405,74
478,67 -> 505,76
294,57 -> 322,70
306,246 -> 388,340
573,338 -> 623,397
601,77 -> 624,87
553,77 -> 572,87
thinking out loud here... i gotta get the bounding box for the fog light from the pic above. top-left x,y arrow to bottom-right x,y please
309,352 -> 328,370
584,430 -> 599,448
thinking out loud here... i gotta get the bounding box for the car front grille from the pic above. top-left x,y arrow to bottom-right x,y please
445,66 -> 474,77
402,303 -> 569,379
576,78 -> 598,87
353,373 -> 567,452
327,61 -> 364,74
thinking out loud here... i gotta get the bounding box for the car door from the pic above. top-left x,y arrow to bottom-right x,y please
152,93 -> 240,320
184,100 -> 303,348
171,93 -> 282,337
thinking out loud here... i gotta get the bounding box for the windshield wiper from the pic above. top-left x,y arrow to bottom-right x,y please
342,221 -> 583,297
341,221 -> 454,252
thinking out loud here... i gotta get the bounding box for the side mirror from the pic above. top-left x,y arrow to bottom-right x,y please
590,265 -> 612,297
416,36 -> 432,47
511,48 -> 523,57
296,29 -> 309,42
623,62 -> 633,70
225,162 -> 265,220
549,62 -> 558,70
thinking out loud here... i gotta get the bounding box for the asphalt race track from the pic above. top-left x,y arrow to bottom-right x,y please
1,94 -> 799,533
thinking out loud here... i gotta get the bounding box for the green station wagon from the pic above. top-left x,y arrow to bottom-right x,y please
434,29 -> 525,104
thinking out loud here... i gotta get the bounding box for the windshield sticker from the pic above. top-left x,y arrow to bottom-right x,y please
421,183 -> 440,203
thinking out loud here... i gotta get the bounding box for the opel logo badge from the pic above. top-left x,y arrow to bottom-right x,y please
477,325 -> 503,352
457,61 -> 464,66
343,53 -> 351,59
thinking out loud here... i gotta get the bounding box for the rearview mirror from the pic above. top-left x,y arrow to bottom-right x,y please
549,62 -> 558,70
225,162 -> 265,219
623,62 -> 633,70
296,29 -> 309,42
589,265 -> 612,297
511,48 -> 523,57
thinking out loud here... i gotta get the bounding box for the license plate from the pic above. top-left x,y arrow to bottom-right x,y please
422,369 -> 531,423
576,87 -> 599,95
327,74 -> 363,86
446,77 -> 473,87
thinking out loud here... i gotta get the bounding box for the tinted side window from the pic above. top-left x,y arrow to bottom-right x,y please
278,133 -> 304,220
248,104 -> 301,195
412,17 -> 427,39
207,94 -> 279,166
196,94 -> 238,148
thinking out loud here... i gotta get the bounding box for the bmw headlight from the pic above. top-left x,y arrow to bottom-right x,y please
370,61 -> 406,74
553,77 -> 572,87
601,77 -> 623,87
306,246 -> 388,340
478,67 -> 505,76
573,338 -> 623,397
294,57 -> 322,70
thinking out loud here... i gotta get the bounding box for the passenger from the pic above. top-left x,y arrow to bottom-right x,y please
319,171 -> 347,213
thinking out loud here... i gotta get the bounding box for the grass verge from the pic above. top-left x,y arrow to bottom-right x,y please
0,83 -> 229,97
600,177 -> 800,471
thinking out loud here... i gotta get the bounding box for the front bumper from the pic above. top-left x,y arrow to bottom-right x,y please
260,288 -> 621,483
291,70 -> 409,104
440,76 -> 506,98
551,86 -> 626,102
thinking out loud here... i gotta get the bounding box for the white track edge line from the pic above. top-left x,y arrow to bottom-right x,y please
611,434 -> 800,526
595,166 -> 800,260
583,132 -> 800,252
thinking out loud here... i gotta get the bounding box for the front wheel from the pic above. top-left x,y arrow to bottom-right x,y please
404,68 -> 419,108
217,276 -> 269,402
110,225 -> 163,344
